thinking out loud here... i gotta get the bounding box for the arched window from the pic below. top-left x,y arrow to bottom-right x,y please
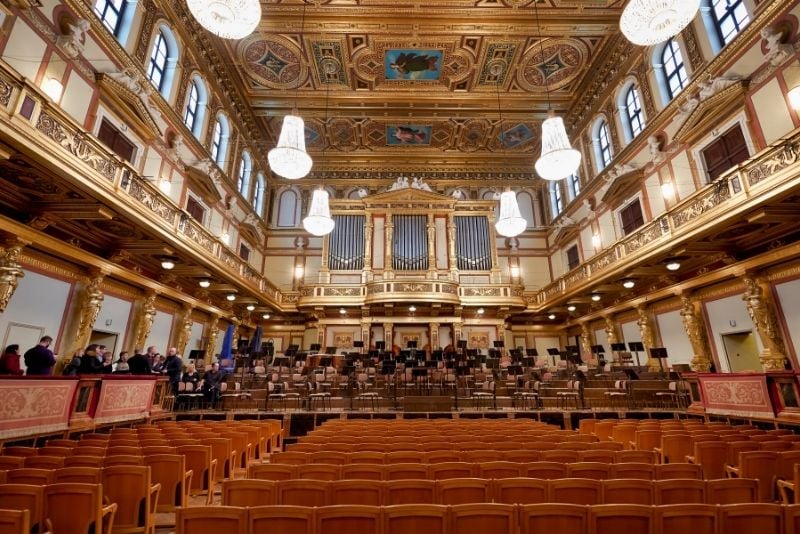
593,119 -> 613,171
238,151 -> 253,199
146,26 -> 179,97
662,39 -> 688,99
254,173 -> 266,216
183,81 -> 199,132
94,0 -> 125,34
709,0 -> 750,47
210,115 -> 230,167
550,182 -> 564,217
277,189 -> 299,227
624,85 -> 645,139
516,191 -> 535,228
568,173 -> 581,200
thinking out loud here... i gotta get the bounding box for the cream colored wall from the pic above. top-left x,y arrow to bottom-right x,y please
266,256 -> 295,291
147,311 -> 174,355
751,78 -> 795,144
95,294 -> 134,352
2,21 -> 45,82
704,294 -> 762,373
655,309 -> 694,366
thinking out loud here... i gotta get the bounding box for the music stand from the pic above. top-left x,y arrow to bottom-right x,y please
609,343 -> 626,366
325,346 -> 337,355
406,340 -> 418,349
649,347 -> 668,377
546,347 -> 560,366
526,348 -> 539,357
310,343 -> 321,353
629,342 -> 645,367
354,340 -> 364,354
375,341 -> 385,351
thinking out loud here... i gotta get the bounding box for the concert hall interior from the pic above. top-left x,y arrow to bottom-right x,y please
5,0 -> 800,532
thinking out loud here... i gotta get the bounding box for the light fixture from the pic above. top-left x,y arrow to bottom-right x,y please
41,77 -> 63,101
666,260 -> 681,271
294,265 -> 305,279
620,0 -> 701,46
477,308 -> 485,315
591,294 -> 601,302
510,265 -> 521,278
198,279 -> 211,288
548,313 -> 556,320
622,279 -> 636,289
262,313 -> 271,320
158,178 -> 172,195
221,232 -> 231,246
226,294 -> 236,301
789,85 -> 800,110
409,305 -> 417,313
532,0 -> 581,181
592,233 -> 602,249
339,308 -> 347,315
160,257 -> 176,270
567,304 -> 577,312
268,113 -> 313,179
661,182 -> 675,198
246,304 -> 255,311
303,187 -> 335,236
495,190 -> 527,237
186,0 -> 261,40
536,112 -> 582,181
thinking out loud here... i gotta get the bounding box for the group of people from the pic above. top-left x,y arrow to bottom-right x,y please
0,336 -> 56,375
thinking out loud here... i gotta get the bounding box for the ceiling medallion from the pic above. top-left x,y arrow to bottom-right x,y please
620,0 -> 701,46
186,0 -> 261,40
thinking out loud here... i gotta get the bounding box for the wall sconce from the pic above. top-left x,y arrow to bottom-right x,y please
591,233 -> 601,249
789,85 -> 800,110
41,77 -> 63,102
294,265 -> 305,279
221,232 -> 231,246
510,265 -> 521,278
408,305 -> 417,314
661,182 -> 675,199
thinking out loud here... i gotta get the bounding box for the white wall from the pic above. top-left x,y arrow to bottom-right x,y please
147,311 -> 174,354
656,309 -> 694,366
704,294 -> 760,372
774,279 -> 800,360
534,335 -> 560,365
3,21 -> 46,81
0,270 -> 72,361
620,320 -> 641,344
186,321 -> 205,354
95,294 -> 133,350
594,328 -> 608,352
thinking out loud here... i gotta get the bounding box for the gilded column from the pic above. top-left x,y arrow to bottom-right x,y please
580,322 -> 594,364
453,322 -> 463,345
447,214 -> 458,281
175,303 -> 194,355
204,314 -> 221,356
742,275 -> 788,371
430,322 -> 440,351
384,216 -> 394,279
320,231 -> 330,284
384,322 -> 393,350
604,315 -> 619,346
132,291 -> 157,351
0,240 -> 25,313
637,305 -> 659,370
680,294 -> 713,372
65,272 -> 105,358
487,210 -> 501,283
363,216 -> 373,282
361,320 -> 371,351
427,213 -> 436,279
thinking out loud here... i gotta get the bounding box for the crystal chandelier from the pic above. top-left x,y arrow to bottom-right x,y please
620,0 -> 701,46
186,0 -> 262,40
533,0 -> 581,182
268,113 -> 313,179
495,190 -> 527,238
536,111 -> 582,181
303,187 -> 335,236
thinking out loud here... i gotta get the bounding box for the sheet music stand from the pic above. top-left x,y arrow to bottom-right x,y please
406,340 -> 418,349
546,348 -> 560,366
375,341 -> 385,351
325,346 -> 337,355
649,347 -> 668,377
309,343 -> 321,353
629,342 -> 645,367
609,343 -> 626,366
526,348 -> 539,357
354,340 -> 364,354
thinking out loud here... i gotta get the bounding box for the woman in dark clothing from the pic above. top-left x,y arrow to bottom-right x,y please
0,344 -> 23,375
182,363 -> 201,389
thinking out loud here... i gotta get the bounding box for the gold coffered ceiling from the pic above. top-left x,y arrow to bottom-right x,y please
199,0 -> 626,175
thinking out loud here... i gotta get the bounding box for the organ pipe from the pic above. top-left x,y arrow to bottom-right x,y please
328,215 -> 365,270
392,215 -> 428,270
455,216 -> 491,270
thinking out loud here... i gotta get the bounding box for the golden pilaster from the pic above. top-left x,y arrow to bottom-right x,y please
604,315 -> 619,346
430,322 -> 440,350
637,305 -> 659,370
384,216 -> 394,279
580,322 -> 594,364
427,213 -> 436,278
384,322 -> 393,349
175,303 -> 194,355
447,214 -> 457,281
320,230 -> 330,284
453,322 -> 463,344
742,275 -> 788,371
680,294 -> 713,372
132,291 -> 157,351
0,239 -> 26,313
487,210 -> 501,283
361,320 -> 371,350
204,314 -> 221,357
65,273 -> 105,359
363,216 -> 373,282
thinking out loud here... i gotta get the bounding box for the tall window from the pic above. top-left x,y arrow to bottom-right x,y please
210,120 -> 222,161
662,39 -> 688,99
183,81 -> 199,132
210,115 -> 229,166
147,31 -> 168,91
620,199 -> 645,236
94,0 -> 125,34
597,120 -> 613,169
238,151 -> 252,199
568,173 -> 581,200
625,85 -> 645,138
711,0 -> 750,46
254,173 -> 266,216
550,182 -> 563,216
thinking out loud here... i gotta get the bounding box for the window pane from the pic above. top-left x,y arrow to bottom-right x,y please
94,0 -> 124,34
147,32 -> 168,90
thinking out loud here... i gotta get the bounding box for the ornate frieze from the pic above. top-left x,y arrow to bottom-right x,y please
36,111 -> 118,180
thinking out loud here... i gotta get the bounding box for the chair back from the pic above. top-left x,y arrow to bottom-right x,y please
222,479 -> 277,507
0,484 -> 43,533
145,454 -> 189,511
102,465 -> 155,531
43,482 -> 106,534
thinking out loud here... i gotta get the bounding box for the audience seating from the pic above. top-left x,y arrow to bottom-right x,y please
43,483 -> 116,534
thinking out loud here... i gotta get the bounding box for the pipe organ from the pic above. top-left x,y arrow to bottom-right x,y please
328,215 -> 365,270
455,216 -> 492,271
392,215 -> 429,271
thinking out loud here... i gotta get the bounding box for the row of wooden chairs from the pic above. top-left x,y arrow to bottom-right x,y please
175,502 -> 800,534
249,461 -> 705,482
220,477 -> 762,507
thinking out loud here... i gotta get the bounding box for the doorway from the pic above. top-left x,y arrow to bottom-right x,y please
89,330 -> 119,359
721,331 -> 761,372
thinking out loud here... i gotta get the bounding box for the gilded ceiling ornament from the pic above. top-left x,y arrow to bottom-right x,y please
517,38 -> 588,93
239,36 -> 308,90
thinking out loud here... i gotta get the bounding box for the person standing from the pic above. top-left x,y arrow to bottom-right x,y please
127,349 -> 152,375
24,336 -> 56,375
164,347 -> 182,394
77,344 -> 103,374
114,351 -> 130,373
0,345 -> 23,375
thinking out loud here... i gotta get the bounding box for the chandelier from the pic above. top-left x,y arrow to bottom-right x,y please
186,0 -> 261,40
268,113 -> 313,179
536,112 -> 582,181
533,0 -> 581,182
495,190 -> 527,238
303,187 -> 335,236
620,0 -> 701,46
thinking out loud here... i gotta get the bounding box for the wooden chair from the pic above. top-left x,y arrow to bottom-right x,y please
725,451 -> 778,502
653,503 -> 718,534
278,479 -> 330,507
589,503 -> 653,534
222,479 -> 277,507
175,505 -> 246,534
706,478 -> 759,505
382,504 -> 448,534
247,505 -> 313,534
386,463 -> 428,480
144,454 -> 192,513
0,508 -> 29,534
779,462 -> 800,504
6,468 -> 53,485
315,504 -> 381,534
386,452 -> 423,464
435,478 -> 489,505
580,451 -> 616,464
654,434 -> 691,464
610,463 -> 655,480
478,462 -> 522,479
718,503 -> 783,533
0,458 -> 23,471
0,484 -> 44,534
54,466 -> 102,484
428,462 -> 475,480
549,478 -> 603,505
655,463 -> 703,480
205,438 -> 235,481
631,430 -> 661,452
541,450 -> 580,463
519,503 -> 586,534
785,504 -> 800,534
177,446 -> 217,505
1,447 -> 37,458
686,442 -> 728,479
248,464 -> 297,481
44,483 -> 116,534
423,451 -> 456,464
505,451 -> 540,464
602,479 -> 654,505
525,462 -> 567,480
348,452 -> 385,465
106,446 -> 142,457
23,456 -> 64,470
270,452 -> 311,465
654,479 -> 706,504
64,456 -> 105,468
37,447 -> 72,458
104,455 -> 145,466
566,462 -> 611,480
450,503 -> 517,534
385,479 -> 436,505
102,465 -> 160,534
491,477 -> 548,505
330,480 -> 383,506
615,450 -> 656,464
341,464 -> 383,481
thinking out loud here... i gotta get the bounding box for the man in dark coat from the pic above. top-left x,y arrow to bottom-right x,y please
127,350 -> 152,375
77,344 -> 104,374
24,336 -> 56,375
164,347 -> 183,394
202,362 -> 226,407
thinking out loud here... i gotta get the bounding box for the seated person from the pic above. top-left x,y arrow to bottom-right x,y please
201,362 -> 226,406
182,363 -> 201,389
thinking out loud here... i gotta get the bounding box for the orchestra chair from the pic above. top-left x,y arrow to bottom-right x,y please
278,479 -> 330,507
615,451 -> 657,464
104,455 -> 145,467
725,451 -> 778,502
524,462 -> 567,480
566,462 -> 611,480
580,451 -> 617,464
382,504 -> 448,534
541,450 -> 580,463
588,504 -> 653,534
222,479 -> 277,507
478,462 -> 523,479
686,442 -> 728,479
248,464 -> 297,481
144,454 -> 193,513
610,463 -> 655,480
654,479 -> 706,505
177,446 -> 217,505
102,465 -> 160,534
785,504 -> 800,534
436,478 -> 490,505
54,467 -> 102,485
654,463 -> 702,480
718,503 -> 784,534
6,469 -> 53,486
247,505 -> 313,534
0,509 -> 28,534
653,434 -> 691,464
175,505 -> 246,534
653,503 -> 718,534
0,458 -> 23,471
23,457 -> 64,470
385,480 -> 436,505
0,484 -> 44,534
449,503 -> 517,534
43,483 -> 116,534
315,505 -> 381,534
64,456 -> 105,468
706,478 -> 759,505
492,478 -> 548,505
601,479 -> 654,505
297,464 -> 340,481
386,463 -> 429,481
330,480 -> 384,506
549,478 -> 603,505
520,503 -> 586,534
